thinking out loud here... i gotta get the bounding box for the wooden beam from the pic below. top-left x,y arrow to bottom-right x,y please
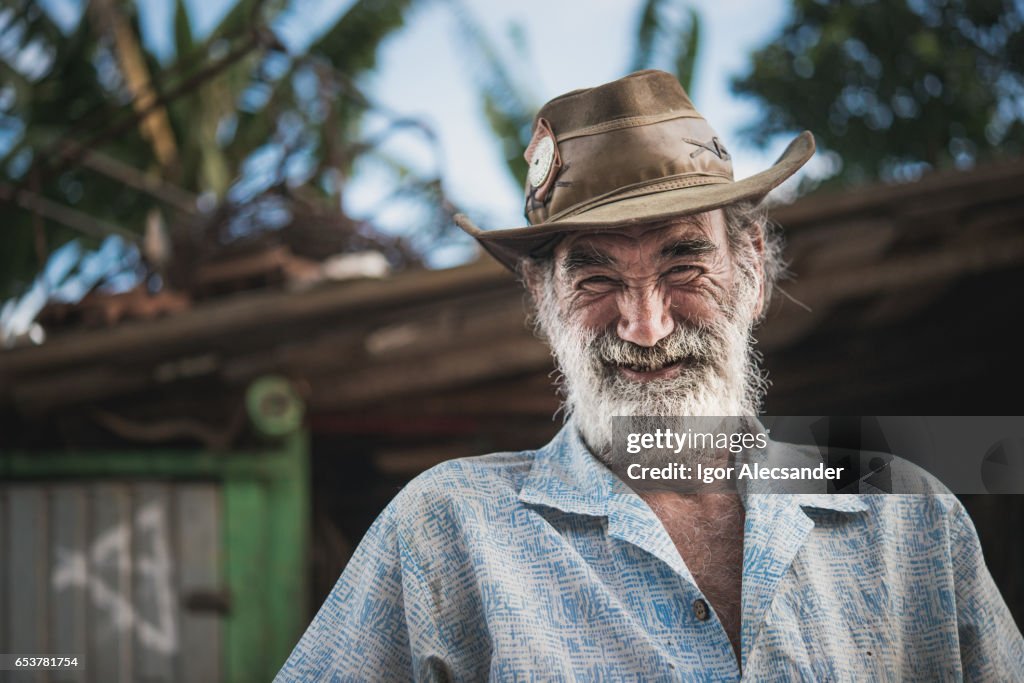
771,159 -> 1024,230
758,233 -> 1024,351
0,259 -> 513,377
308,333 -> 552,410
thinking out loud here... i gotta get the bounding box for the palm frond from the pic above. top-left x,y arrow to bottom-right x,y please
448,0 -> 536,186
309,0 -> 414,73
630,0 -> 701,93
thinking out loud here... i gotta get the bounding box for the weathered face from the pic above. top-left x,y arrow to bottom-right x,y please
528,209 -> 765,460
553,209 -> 761,377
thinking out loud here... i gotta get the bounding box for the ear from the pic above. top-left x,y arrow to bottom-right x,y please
517,256 -> 558,342
517,256 -> 559,312
517,257 -> 548,298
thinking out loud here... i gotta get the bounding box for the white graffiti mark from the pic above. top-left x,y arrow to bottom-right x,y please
52,500 -> 178,655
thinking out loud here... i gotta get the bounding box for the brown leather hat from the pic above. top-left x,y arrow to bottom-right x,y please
454,69 -> 815,271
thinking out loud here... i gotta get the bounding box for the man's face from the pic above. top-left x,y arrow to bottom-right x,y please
528,208 -> 765,461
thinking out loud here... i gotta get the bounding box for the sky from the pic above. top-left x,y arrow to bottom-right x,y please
35,0 -> 821,267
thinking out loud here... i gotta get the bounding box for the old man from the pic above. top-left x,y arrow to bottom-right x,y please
276,70 -> 1023,681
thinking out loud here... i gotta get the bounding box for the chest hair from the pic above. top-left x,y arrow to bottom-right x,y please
640,492 -> 745,661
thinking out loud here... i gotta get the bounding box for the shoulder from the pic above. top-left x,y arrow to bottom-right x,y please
776,443 -> 974,537
379,449 -> 540,549
395,449 -> 537,508
853,457 -> 973,543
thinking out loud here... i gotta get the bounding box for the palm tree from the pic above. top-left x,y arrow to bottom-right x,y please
0,0 -> 431,300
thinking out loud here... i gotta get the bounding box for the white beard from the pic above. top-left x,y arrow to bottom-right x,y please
532,267 -> 765,467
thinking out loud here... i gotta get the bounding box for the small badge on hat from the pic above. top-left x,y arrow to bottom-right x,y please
528,136 -> 555,188
523,118 -> 562,207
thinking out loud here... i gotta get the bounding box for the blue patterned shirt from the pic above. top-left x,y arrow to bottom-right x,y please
277,423 -> 1024,681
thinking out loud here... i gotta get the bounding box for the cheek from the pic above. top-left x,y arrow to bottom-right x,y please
565,294 -> 619,330
670,288 -> 729,323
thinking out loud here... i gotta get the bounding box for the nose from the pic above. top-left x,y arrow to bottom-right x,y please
616,285 -> 674,347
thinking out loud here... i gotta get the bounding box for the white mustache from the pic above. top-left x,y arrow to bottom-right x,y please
588,322 -> 726,374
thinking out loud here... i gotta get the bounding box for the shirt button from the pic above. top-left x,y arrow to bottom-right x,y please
693,598 -> 710,621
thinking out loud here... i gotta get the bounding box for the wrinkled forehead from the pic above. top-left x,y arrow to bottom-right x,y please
554,210 -> 725,264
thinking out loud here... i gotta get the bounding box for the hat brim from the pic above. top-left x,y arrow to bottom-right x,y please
456,130 -> 815,271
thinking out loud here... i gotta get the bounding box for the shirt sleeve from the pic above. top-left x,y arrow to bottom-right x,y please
274,503 -> 441,682
950,501 -> 1024,681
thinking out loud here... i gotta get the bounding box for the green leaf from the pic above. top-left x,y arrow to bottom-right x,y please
449,0 -> 536,186
630,0 -> 701,92
674,8 -> 700,93
173,0 -> 194,62
309,0 -> 414,73
631,0 -> 661,73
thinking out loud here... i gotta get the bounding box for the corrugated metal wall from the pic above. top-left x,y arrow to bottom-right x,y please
0,482 -> 223,683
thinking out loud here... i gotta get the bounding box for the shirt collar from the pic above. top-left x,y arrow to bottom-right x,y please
517,419 -> 628,517
518,420 -> 870,615
518,420 -> 699,581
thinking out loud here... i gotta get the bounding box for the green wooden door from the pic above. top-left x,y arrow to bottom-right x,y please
0,377 -> 310,682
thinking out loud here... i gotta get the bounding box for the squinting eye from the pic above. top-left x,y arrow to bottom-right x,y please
662,266 -> 701,285
578,275 -> 619,288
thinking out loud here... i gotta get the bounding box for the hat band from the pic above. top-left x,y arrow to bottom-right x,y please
549,172 -> 732,221
555,110 -> 699,143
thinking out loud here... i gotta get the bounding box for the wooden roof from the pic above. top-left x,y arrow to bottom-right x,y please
2,158 -> 1023,448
